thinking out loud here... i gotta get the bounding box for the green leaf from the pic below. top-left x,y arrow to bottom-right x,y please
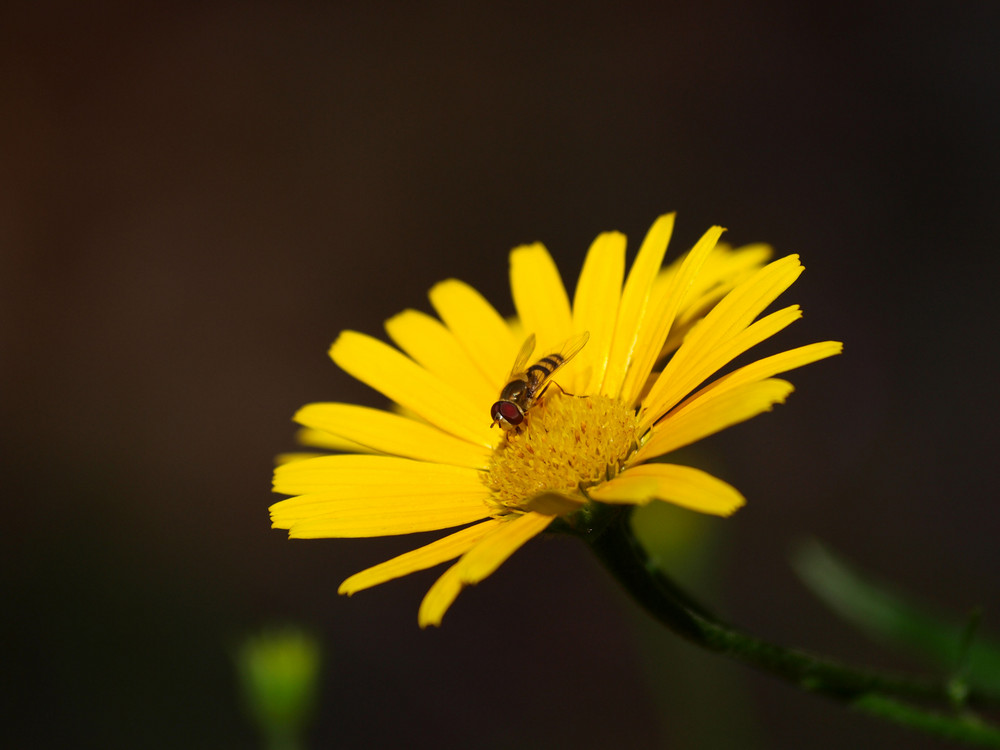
235,626 -> 322,750
853,694 -> 1000,747
792,540 -> 1000,697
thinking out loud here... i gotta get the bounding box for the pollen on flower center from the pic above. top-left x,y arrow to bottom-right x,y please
483,392 -> 641,515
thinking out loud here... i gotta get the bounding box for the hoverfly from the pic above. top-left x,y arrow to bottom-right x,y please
490,331 -> 590,431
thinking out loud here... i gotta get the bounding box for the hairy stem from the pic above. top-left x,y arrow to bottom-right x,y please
570,503 -> 1000,747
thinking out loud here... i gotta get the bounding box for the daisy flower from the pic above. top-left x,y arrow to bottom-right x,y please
271,214 -> 841,627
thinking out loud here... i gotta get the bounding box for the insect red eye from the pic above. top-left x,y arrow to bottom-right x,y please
499,401 -> 523,424
491,401 -> 523,425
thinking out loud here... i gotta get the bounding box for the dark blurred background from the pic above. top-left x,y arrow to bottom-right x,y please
3,2 -> 999,748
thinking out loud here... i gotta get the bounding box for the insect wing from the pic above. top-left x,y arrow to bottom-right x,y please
527,331 -> 591,388
554,330 -> 590,368
506,333 -> 536,381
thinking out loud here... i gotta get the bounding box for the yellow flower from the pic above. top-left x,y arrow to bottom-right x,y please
271,214 -> 841,627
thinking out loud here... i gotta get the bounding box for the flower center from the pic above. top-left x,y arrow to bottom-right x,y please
483,392 -> 641,516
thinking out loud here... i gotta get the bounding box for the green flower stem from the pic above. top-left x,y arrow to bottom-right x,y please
568,503 -> 1000,747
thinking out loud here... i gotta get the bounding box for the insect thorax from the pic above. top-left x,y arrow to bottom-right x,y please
499,379 -> 531,403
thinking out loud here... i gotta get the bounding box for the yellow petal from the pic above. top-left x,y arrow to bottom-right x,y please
571,231 -> 625,394
620,225 -> 723,408
271,455 -> 489,537
670,254 -> 802,368
295,427 -> 376,454
664,242 -> 774,303
429,279 -> 519,388
385,309 -> 498,406
708,242 -> 773,272
521,491 -> 587,515
640,255 -> 805,426
417,511 -> 553,627
279,503 -> 488,538
602,213 -> 675,398
642,336 -> 841,434
454,510 -> 553,582
689,340 -> 844,395
339,519 -> 502,595
272,453 -> 483,495
510,243 -> 573,354
271,455 -> 491,535
279,504 -> 487,537
275,451 -> 327,465
654,242 -> 772,355
294,403 -> 492,468
418,562 -> 463,628
589,464 -> 745,516
330,330 -> 495,447
634,378 -> 795,463
639,305 -> 801,430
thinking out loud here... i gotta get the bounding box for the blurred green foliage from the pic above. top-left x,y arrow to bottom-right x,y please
236,627 -> 322,750
793,541 -> 1000,698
